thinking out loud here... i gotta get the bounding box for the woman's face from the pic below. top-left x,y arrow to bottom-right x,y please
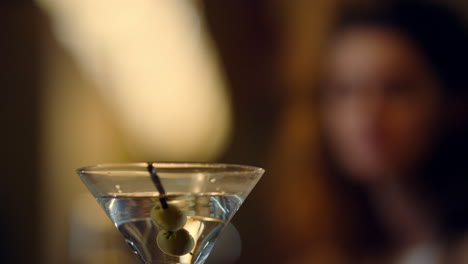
321,26 -> 443,183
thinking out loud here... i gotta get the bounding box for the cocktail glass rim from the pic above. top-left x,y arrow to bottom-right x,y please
77,162 -> 265,177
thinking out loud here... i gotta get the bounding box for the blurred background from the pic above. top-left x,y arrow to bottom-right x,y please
2,0 -> 468,264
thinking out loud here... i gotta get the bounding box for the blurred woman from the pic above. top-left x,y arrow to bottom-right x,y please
308,2 -> 468,263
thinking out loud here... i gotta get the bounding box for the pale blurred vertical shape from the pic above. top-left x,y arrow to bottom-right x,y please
37,0 -> 231,263
38,0 -> 232,160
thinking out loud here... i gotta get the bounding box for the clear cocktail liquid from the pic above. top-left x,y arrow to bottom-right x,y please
97,194 -> 242,264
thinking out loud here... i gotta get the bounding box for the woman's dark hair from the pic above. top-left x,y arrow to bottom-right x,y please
323,0 -> 468,257
334,1 -> 468,95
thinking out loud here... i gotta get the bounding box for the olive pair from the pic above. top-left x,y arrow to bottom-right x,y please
151,204 -> 195,256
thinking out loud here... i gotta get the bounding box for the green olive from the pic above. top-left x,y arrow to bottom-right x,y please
156,229 -> 195,256
151,204 -> 187,231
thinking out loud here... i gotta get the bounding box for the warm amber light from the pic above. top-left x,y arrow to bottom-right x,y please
38,0 -> 232,161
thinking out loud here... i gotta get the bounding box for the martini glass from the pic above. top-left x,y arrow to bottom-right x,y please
77,162 -> 264,264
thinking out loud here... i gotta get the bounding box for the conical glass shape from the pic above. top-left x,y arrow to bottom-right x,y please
77,163 -> 264,264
